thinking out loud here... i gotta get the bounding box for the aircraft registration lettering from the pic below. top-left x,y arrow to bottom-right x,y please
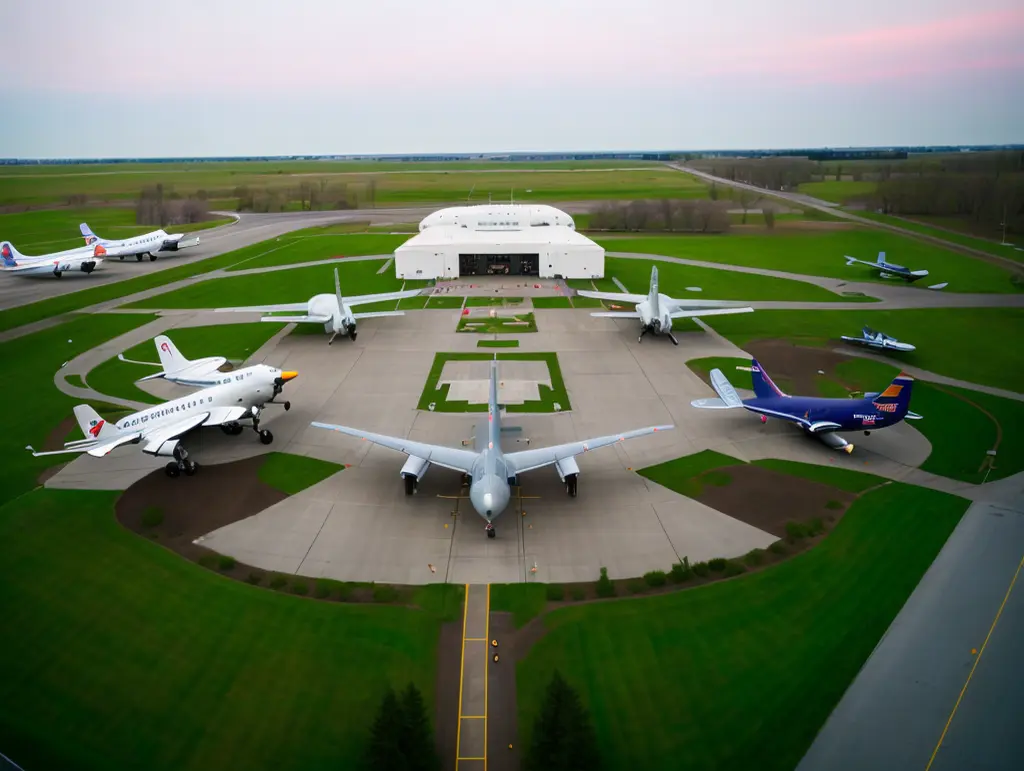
873,402 -> 898,413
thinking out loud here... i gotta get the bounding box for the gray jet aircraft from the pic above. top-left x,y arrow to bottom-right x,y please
311,357 -> 673,537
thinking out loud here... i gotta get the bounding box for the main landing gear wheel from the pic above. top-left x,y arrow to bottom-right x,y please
404,475 -> 416,495
486,524 -> 496,539
566,474 -> 578,498
119,255 -> 125,261
258,429 -> 274,445
136,254 -> 143,262
165,462 -> 180,478
184,461 -> 199,476
283,401 -> 291,411
149,254 -> 157,262
221,422 -> 244,436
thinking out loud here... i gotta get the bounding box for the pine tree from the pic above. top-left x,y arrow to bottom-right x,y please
398,682 -> 439,771
524,670 -> 601,771
365,687 -> 407,771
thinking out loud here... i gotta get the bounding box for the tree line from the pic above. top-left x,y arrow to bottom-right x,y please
234,178 -> 378,212
134,184 -> 210,227
589,199 -> 734,233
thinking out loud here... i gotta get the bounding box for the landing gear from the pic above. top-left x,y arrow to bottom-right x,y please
864,430 -> 871,436
667,332 -> 679,346
220,422 -> 244,436
149,253 -> 158,262
184,460 -> 199,476
136,254 -> 143,262
565,473 -> 578,498
258,429 -> 274,445
638,326 -> 648,344
164,446 -> 198,478
485,523 -> 496,539
165,462 -> 180,478
404,474 -> 417,495
119,255 -> 125,261
348,327 -> 358,341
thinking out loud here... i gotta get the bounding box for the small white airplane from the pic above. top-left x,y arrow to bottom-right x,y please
844,251 -> 948,289
575,265 -> 754,345
1,240 -> 105,278
27,364 -> 298,477
81,222 -> 200,262
840,326 -> 916,353
215,267 -> 424,344
120,334 -> 234,389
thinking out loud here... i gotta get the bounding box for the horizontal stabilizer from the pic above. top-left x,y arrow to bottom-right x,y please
352,310 -> 405,320
927,282 -> 948,291
215,302 -> 308,314
910,269 -> 930,277
589,311 -> 642,319
710,368 -> 744,408
905,411 -> 924,420
689,397 -> 739,410
670,307 -> 754,320
575,290 -> 648,304
261,314 -> 331,324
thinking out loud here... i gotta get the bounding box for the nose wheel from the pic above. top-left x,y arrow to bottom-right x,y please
485,523 -> 496,539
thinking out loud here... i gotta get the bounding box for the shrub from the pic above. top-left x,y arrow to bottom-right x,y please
218,555 -> 236,571
336,582 -> 353,601
373,584 -> 400,603
643,570 -> 667,588
786,521 -> 808,540
269,574 -> 287,590
743,548 -> 765,567
546,584 -> 565,602
246,571 -> 264,585
825,499 -> 844,510
692,561 -> 710,577
807,517 -> 825,536
596,567 -> 616,598
723,560 -> 746,577
314,578 -> 333,599
291,580 -> 309,596
708,557 -> 727,572
141,506 -> 163,528
198,553 -> 218,569
670,557 -> 694,583
626,579 -> 646,595
570,588 -> 585,601
769,540 -> 788,555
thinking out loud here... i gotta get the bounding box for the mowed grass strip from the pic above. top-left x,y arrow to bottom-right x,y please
258,452 -> 344,494
223,232 -> 410,272
417,352 -> 570,413
596,230 -> 1021,294
0,488 -> 455,771
515,483 -> 969,771
852,210 -> 1024,263
86,322 -> 288,405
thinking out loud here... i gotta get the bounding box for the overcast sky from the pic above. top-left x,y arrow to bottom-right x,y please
1,0 -> 1022,157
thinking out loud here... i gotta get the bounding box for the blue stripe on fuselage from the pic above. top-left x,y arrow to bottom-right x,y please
744,394 -> 904,431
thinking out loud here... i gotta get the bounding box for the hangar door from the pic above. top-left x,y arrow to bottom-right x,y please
458,254 -> 539,277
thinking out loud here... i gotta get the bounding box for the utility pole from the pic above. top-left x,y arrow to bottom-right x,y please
1001,203 -> 1009,245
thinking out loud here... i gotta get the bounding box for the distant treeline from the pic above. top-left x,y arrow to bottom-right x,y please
134,184 -> 210,226
589,199 -> 740,233
233,180 -> 376,212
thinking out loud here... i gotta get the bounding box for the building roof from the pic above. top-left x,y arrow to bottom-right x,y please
396,224 -> 600,250
418,204 -> 575,231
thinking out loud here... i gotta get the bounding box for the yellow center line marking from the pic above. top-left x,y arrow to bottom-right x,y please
925,553 -> 1023,771
454,583 -> 470,771
460,715 -> 485,719
484,583 -> 490,771
465,637 -> 486,641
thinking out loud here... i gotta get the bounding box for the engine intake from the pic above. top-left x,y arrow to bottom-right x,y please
400,455 -> 431,495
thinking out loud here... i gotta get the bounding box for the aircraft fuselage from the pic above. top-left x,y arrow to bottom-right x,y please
743,395 -> 907,432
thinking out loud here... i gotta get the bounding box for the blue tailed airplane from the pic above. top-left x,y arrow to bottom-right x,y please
844,251 -> 948,290
691,358 -> 921,453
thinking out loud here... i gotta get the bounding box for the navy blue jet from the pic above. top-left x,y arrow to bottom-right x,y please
691,358 -> 921,454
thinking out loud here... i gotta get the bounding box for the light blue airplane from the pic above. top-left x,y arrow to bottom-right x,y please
312,357 -> 673,538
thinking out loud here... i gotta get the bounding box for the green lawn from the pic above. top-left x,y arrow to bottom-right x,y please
417,352 -> 570,413
258,452 -> 344,494
638,449 -> 745,498
748,459 -> 885,493
0,312 -> 158,508
0,207 -> 232,253
457,313 -> 537,334
703,307 -> 1024,393
0,488 -> 459,771
597,231 -> 1021,294
464,296 -> 524,307
516,483 -> 969,771
424,295 -> 465,309
852,210 -> 1024,262
223,232 -> 410,272
477,339 -> 520,348
125,260 -> 426,310
797,180 -> 878,203
85,322 -> 289,405
568,256 -> 867,303
490,583 -> 549,628
569,294 -> 605,308
531,296 -> 572,309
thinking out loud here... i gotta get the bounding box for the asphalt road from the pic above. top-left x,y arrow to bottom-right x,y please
0,207 -> 433,312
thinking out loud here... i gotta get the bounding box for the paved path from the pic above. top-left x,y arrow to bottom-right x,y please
455,585 -> 491,771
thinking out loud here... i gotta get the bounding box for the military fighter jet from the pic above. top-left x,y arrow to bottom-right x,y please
215,267 -> 423,344
691,358 -> 920,454
844,251 -> 948,289
840,326 -> 916,353
311,357 -> 672,538
575,265 -> 754,345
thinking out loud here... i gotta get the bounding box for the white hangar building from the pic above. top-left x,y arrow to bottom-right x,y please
394,204 -> 604,280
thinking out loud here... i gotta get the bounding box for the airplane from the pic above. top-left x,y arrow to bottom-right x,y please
311,357 -> 673,538
1,240 -> 105,277
690,358 -> 921,454
80,222 -> 200,262
214,267 -> 425,344
575,265 -> 755,345
840,326 -> 916,353
26,364 -> 298,477
117,334 -> 240,390
844,251 -> 948,289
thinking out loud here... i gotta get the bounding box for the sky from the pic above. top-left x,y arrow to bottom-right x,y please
1,0 -> 1022,157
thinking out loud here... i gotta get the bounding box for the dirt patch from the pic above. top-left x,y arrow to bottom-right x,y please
435,621 -> 463,769
42,415 -> 78,452
694,464 -> 855,538
745,339 -> 858,394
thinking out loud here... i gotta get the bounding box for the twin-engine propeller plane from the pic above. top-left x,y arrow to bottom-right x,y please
80,222 -> 200,262
840,326 -> 916,353
575,265 -> 754,345
27,361 -> 298,477
844,251 -> 948,289
691,358 -> 920,454
1,240 -> 105,277
312,357 -> 673,538
215,267 -> 424,344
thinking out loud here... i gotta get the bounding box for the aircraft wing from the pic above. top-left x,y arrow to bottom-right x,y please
215,302 -> 310,314
202,406 -> 253,426
310,422 -> 479,473
574,290 -> 648,304
162,235 -> 200,251
346,288 -> 424,308
140,413 -> 212,454
258,314 -> 331,325
505,425 -> 673,475
669,307 -> 754,320
589,311 -> 642,319
353,311 -> 406,320
27,431 -> 143,458
840,335 -> 871,347
844,256 -> 877,268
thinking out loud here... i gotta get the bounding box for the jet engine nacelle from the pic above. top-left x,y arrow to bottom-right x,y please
554,456 -> 580,482
148,439 -> 181,458
400,454 -> 430,484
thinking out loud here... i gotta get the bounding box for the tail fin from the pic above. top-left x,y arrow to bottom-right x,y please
154,335 -> 190,375
333,267 -> 345,309
1,242 -> 20,267
80,223 -> 99,246
877,251 -> 886,265
73,405 -> 118,440
750,358 -> 787,399
870,372 -> 913,417
487,356 -> 501,448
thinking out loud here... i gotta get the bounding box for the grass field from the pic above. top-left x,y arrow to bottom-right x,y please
464,296 -> 524,307
0,312 -> 158,508
222,231 -> 411,272
702,307 -> 1024,393
797,180 -> 878,203
477,339 -> 520,348
85,322 -> 289,405
567,256 -> 860,304
530,296 -> 573,309
0,488 -> 460,771
0,162 -> 702,207
258,452 -> 344,494
457,313 -> 537,334
515,482 -> 968,771
596,230 -> 1022,294
852,210 -> 1024,262
0,207 -> 234,253
417,352 -> 570,413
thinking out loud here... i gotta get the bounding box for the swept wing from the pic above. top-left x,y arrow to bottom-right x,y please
504,425 -> 673,475
346,288 -> 425,307
310,422 -> 478,473
574,290 -> 648,304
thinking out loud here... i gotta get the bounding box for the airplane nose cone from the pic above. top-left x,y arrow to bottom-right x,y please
483,493 -> 493,509
280,371 -> 298,381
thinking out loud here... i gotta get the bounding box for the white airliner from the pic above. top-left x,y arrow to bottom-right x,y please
80,222 -> 200,262
215,267 -> 424,344
576,265 -> 754,345
27,364 -> 298,477
1,240 -> 105,278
